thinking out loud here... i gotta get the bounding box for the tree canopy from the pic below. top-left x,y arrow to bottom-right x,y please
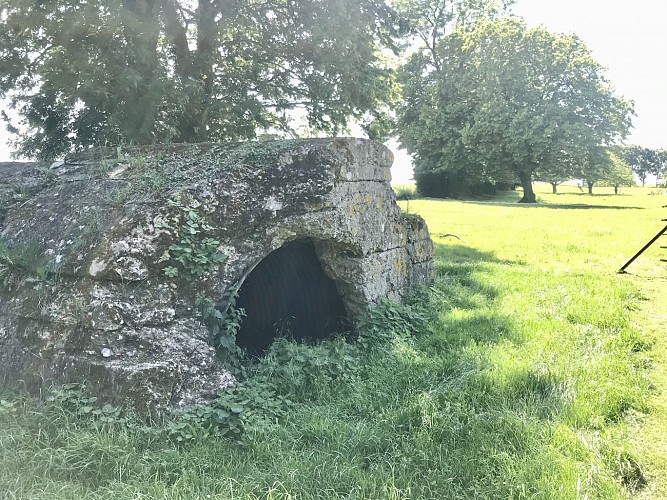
0,0 -> 400,159
619,145 -> 665,187
578,147 -> 614,195
597,151 -> 635,194
535,157 -> 577,194
394,0 -> 512,198
393,0 -> 513,71
397,16 -> 633,202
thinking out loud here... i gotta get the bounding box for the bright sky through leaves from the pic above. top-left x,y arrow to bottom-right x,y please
1,0 -> 665,182
514,0 -> 667,150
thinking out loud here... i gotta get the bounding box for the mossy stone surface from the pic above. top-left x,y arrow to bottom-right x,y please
0,138 -> 432,409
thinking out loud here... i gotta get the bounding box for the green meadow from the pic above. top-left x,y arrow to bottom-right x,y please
1,184 -> 665,499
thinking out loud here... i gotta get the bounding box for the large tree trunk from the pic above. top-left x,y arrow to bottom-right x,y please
120,0 -> 162,143
588,182 -> 594,194
160,0 -> 224,143
614,185 -> 619,194
162,0 -> 194,77
518,172 -> 536,203
551,182 -> 558,194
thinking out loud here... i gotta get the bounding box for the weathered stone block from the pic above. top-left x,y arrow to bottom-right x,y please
0,138 -> 432,409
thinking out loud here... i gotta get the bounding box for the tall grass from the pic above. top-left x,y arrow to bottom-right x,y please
1,184 -> 664,499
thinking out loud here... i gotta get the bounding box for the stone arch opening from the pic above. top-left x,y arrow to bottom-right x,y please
234,239 -> 350,354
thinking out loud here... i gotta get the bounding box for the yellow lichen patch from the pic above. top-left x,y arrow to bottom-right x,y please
394,256 -> 406,274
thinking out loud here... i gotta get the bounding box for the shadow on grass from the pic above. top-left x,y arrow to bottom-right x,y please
404,242 -> 572,419
433,241 -> 525,266
457,200 -> 645,210
416,194 -> 644,210
425,243 -> 522,344
552,192 -> 633,197
539,203 -> 643,210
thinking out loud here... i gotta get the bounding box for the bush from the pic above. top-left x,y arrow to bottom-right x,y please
393,184 -> 418,200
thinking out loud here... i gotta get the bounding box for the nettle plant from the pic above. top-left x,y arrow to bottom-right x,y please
157,195 -> 227,278
156,195 -> 246,362
196,293 -> 245,366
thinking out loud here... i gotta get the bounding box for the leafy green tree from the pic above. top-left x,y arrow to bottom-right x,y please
597,151 -> 635,194
578,147 -> 612,195
393,0 -> 513,71
0,0 -> 399,159
620,145 -> 663,187
535,155 -> 577,194
397,17 -> 633,202
396,1 -> 514,198
658,149 -> 667,187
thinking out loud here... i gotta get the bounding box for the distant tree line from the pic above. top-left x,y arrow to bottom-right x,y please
618,145 -> 667,187
539,145 -> 667,195
0,0 -> 663,202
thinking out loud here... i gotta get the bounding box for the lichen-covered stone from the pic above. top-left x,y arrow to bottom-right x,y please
0,138 -> 432,409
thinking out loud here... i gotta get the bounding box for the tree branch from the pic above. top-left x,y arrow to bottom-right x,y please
27,44 -> 53,72
160,0 -> 193,77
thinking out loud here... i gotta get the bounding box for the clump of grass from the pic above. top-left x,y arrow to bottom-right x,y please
0,237 -> 58,291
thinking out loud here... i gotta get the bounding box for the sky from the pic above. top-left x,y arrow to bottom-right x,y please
1,0 -> 666,183
515,0 -> 667,149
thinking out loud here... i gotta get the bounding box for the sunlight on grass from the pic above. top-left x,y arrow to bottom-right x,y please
1,185 -> 665,499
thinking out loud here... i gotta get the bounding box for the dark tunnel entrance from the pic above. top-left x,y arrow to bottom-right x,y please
234,239 -> 350,354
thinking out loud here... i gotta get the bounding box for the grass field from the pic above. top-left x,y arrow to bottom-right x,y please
1,184 -> 666,499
